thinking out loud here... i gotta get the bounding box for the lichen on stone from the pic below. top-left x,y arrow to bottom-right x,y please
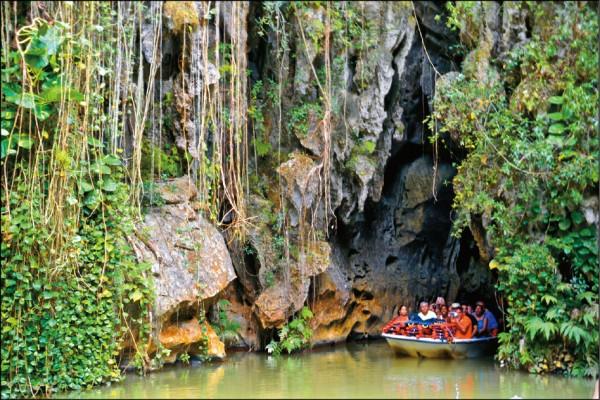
164,1 -> 199,33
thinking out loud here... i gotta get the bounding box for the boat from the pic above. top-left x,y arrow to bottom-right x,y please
383,333 -> 498,359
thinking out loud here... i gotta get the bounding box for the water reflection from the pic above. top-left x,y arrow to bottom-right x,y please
65,341 -> 594,399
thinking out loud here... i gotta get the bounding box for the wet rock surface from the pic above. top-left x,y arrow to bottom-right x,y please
138,1 -> 497,354
129,176 -> 234,360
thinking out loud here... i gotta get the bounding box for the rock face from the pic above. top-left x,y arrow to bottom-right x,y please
309,155 -> 459,341
129,176 -> 234,361
213,1 -> 495,347
137,1 -> 499,354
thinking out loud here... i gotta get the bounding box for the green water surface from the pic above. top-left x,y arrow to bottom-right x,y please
65,340 -> 595,399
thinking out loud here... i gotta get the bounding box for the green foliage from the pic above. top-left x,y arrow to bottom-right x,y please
263,270 -> 275,288
140,139 -> 183,180
179,352 -> 191,365
434,2 -> 598,377
252,137 -> 272,158
356,139 -> 376,155
212,299 -> 240,345
445,2 -> 478,33
141,181 -> 166,209
288,102 -> 323,139
265,307 -> 313,356
1,10 -> 155,398
1,167 -> 154,397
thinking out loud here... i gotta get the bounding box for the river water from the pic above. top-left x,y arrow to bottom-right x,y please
66,340 -> 594,399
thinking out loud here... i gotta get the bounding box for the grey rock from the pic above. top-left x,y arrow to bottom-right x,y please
130,185 -> 236,322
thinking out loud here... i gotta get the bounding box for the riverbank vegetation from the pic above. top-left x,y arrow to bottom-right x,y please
431,1 -> 598,377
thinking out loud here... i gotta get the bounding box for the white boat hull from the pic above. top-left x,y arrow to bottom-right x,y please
383,333 -> 498,359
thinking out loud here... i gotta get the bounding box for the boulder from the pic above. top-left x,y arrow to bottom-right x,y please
129,176 -> 236,359
253,240 -> 331,329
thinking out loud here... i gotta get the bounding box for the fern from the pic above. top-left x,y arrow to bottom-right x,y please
581,310 -> 596,328
525,317 -> 558,341
576,291 -> 595,305
264,306 -> 313,356
541,294 -> 558,305
544,307 -> 563,321
560,322 -> 591,346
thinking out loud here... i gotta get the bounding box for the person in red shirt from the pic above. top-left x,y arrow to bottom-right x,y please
382,305 -> 409,333
449,303 -> 474,339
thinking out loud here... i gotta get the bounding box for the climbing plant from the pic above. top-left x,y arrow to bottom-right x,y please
431,1 -> 598,377
1,3 -> 156,397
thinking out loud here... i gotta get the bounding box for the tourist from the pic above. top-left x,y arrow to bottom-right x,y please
474,303 -> 489,336
449,303 -> 474,339
435,296 -> 446,308
462,303 -> 474,316
476,301 -> 499,336
439,304 -> 449,322
462,302 -> 479,335
417,301 -> 437,321
382,305 -> 410,333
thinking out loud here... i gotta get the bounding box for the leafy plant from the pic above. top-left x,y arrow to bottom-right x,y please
1,5 -> 156,397
265,306 -> 313,356
212,299 -> 240,345
433,1 -> 598,377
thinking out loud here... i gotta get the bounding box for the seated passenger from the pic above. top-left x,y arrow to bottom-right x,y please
439,304 -> 449,322
417,301 -> 438,321
435,296 -> 446,308
382,305 -> 410,333
449,303 -> 474,339
477,301 -> 499,336
462,302 -> 479,335
474,303 -> 489,336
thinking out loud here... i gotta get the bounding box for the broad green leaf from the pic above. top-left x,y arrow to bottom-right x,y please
24,24 -> 64,69
17,135 -> 33,150
548,123 -> 565,135
548,96 -> 563,104
84,189 -> 102,207
12,93 -> 37,109
79,180 -> 93,192
548,112 -> 564,121
24,53 -> 49,69
34,104 -> 51,121
1,138 -> 9,158
130,291 -> 143,302
39,85 -> 85,103
91,160 -> 111,175
558,219 -> 571,230
66,195 -> 78,206
547,136 -> 563,147
101,179 -> 117,192
103,154 -> 122,166
1,82 -> 21,99
571,211 -> 584,225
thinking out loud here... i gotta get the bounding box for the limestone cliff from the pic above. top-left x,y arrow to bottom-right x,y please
133,1 -> 504,355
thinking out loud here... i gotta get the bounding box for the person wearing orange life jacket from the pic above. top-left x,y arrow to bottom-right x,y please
448,303 -> 475,339
382,305 -> 410,333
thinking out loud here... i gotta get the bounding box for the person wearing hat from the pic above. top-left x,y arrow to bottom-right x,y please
435,297 -> 446,307
449,303 -> 474,339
